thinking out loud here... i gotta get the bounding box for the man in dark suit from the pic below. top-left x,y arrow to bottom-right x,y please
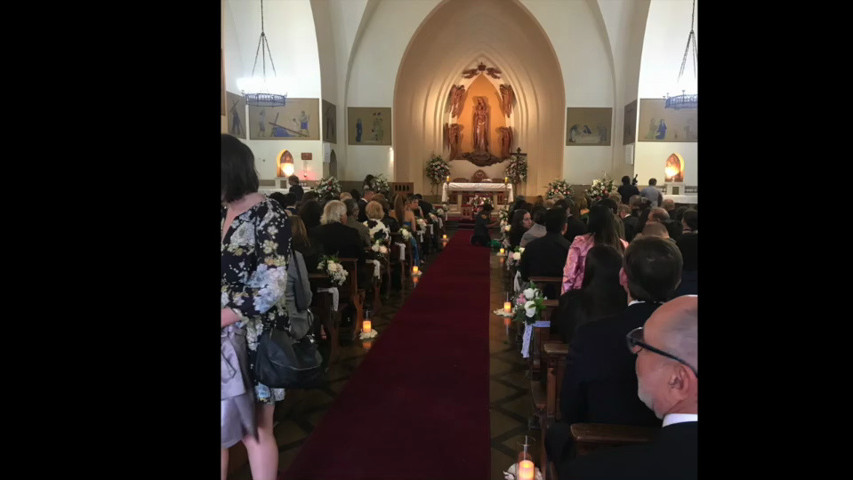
287,175 -> 304,202
546,237 -> 683,466
518,207 -> 570,300
554,198 -> 587,244
558,295 -> 698,480
357,188 -> 375,223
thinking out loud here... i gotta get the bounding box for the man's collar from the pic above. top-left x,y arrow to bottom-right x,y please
662,413 -> 697,427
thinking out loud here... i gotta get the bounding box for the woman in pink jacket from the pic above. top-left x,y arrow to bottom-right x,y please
561,204 -> 628,294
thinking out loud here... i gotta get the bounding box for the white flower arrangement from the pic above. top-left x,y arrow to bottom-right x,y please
316,176 -> 342,201
359,328 -> 378,340
372,173 -> 391,196
425,154 -> 451,185
545,179 -> 573,200
513,282 -> 547,325
586,174 -> 615,203
435,206 -> 446,217
416,218 -> 427,230
370,240 -> 389,256
317,255 -> 348,286
400,228 -> 412,241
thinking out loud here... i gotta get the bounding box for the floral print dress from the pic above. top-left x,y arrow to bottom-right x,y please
221,197 -> 292,404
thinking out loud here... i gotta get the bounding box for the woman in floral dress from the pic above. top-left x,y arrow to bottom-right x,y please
221,134 -> 292,480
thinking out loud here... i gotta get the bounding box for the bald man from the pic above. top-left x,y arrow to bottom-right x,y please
559,295 -> 698,480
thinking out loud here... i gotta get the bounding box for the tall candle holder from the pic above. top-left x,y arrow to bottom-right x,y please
516,435 -> 536,480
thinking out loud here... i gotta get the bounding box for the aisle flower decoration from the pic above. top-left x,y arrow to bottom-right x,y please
372,173 -> 391,196
317,255 -> 348,286
545,179 -> 573,200
513,282 -> 547,325
586,174 -> 615,203
504,152 -> 528,184
435,205 -> 446,218
425,154 -> 451,186
400,227 -> 413,241
370,239 -> 389,257
416,217 -> 427,231
506,247 -> 523,268
316,176 -> 342,201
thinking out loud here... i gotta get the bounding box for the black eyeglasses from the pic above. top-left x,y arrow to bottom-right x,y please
626,327 -> 698,377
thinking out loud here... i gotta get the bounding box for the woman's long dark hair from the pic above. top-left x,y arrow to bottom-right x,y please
509,209 -> 529,248
587,204 -> 624,253
557,244 -> 626,342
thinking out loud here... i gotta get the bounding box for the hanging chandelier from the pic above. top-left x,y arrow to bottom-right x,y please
237,0 -> 287,107
665,0 -> 697,110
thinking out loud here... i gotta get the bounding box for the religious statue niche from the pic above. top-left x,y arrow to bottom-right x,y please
499,84 -> 514,117
461,96 -> 502,166
448,85 -> 467,118
444,123 -> 464,161
664,153 -> 684,182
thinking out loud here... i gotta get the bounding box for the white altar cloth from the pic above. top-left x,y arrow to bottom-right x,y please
441,182 -> 513,203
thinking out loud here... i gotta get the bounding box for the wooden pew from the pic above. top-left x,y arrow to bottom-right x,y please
308,272 -> 340,368
540,342 -> 569,479
338,258 -> 366,342
570,423 -> 658,456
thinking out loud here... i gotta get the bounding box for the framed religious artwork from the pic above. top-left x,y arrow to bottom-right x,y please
225,91 -> 247,139
638,99 -> 697,142
248,98 -> 321,140
566,107 -> 612,146
623,100 -> 637,145
322,100 -> 337,143
348,107 -> 392,146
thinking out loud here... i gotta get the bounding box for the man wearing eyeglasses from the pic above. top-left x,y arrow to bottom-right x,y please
547,237 -> 683,470
559,295 -> 698,480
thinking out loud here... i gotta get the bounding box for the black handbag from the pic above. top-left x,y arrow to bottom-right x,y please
254,328 -> 325,389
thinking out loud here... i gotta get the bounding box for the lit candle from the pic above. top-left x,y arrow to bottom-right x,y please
504,176 -> 509,184
362,320 -> 372,334
446,175 -> 451,183
499,248 -> 505,255
412,266 -> 419,274
518,460 -> 535,480
442,234 -> 448,240
503,301 -> 512,313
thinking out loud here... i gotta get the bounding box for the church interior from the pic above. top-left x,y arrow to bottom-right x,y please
221,1 -> 699,479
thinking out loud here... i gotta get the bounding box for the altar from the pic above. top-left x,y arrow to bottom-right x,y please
442,182 -> 513,211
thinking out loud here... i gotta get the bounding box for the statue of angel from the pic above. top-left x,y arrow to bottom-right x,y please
500,84 -> 515,117
449,85 -> 467,118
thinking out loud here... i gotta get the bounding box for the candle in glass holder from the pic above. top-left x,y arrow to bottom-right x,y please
446,175 -> 451,183
518,460 -> 535,480
412,266 -> 419,274
504,176 -> 509,184
442,234 -> 448,240
503,301 -> 512,313
499,248 -> 505,255
362,320 -> 372,333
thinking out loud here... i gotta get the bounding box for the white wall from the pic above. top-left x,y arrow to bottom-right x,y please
224,0 -> 325,180
343,0 -> 441,183
635,0 -> 698,188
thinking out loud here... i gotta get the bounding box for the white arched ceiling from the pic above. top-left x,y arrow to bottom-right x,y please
394,0 -> 565,196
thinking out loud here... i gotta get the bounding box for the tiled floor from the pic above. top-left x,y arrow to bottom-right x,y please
227,226 -> 535,480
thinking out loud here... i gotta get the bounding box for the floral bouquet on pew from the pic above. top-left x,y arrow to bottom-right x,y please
400,226 -> 413,241
317,255 -> 348,286
370,239 -> 389,257
513,282 -> 546,325
506,247 -> 524,268
416,217 -> 427,231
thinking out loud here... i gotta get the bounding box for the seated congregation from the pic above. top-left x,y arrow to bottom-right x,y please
495,184 -> 698,480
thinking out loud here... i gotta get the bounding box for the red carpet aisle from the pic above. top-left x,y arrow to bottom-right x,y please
284,230 -> 491,480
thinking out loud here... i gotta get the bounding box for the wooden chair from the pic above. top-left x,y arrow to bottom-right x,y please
389,231 -> 414,291
308,272 -> 340,367
338,258 -> 366,342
